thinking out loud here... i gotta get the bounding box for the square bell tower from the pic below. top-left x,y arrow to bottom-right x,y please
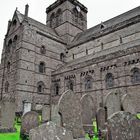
46,0 -> 88,43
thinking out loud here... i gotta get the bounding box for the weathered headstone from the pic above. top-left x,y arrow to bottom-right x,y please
51,104 -> 61,126
29,121 -> 73,140
104,124 -> 112,140
0,101 -> 16,132
20,111 -> 39,137
131,118 -> 140,138
121,94 -> 135,114
96,107 -> 106,131
106,111 -> 140,140
80,94 -> 95,131
0,105 -> 1,125
58,90 -> 85,138
42,105 -> 50,123
104,90 -> 121,118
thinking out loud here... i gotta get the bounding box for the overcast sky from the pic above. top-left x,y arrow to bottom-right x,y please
0,0 -> 139,57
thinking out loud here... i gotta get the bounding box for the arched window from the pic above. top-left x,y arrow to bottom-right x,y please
13,35 -> 18,48
5,81 -> 9,92
131,67 -> 140,83
56,9 -> 62,26
13,35 -> 18,42
7,39 -> 12,53
119,36 -> 122,43
72,7 -> 84,26
73,8 -> 79,23
60,53 -> 65,62
69,82 -> 74,91
12,19 -> 17,26
67,80 -> 74,91
37,81 -> 45,94
54,83 -> 59,95
79,13 -> 84,26
86,49 -> 88,55
105,73 -> 114,88
50,13 -> 55,28
40,45 -> 46,54
39,62 -> 45,73
7,61 -> 10,72
85,76 -> 92,90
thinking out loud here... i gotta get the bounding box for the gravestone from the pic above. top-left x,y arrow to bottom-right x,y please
58,90 -> 85,138
104,90 -> 121,118
23,102 -> 31,115
96,107 -> 106,131
121,94 -> 135,114
80,94 -> 95,131
0,101 -> 16,132
131,118 -> 140,138
0,105 -> 1,125
51,104 -> 61,126
106,111 -> 140,140
42,105 -> 50,123
29,121 -> 73,140
104,124 -> 112,140
20,111 -> 39,137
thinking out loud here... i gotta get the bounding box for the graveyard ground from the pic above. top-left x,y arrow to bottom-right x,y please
0,119 -> 99,140
0,122 -> 21,140
0,113 -> 139,140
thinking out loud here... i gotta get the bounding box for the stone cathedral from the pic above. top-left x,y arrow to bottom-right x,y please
0,0 -> 140,117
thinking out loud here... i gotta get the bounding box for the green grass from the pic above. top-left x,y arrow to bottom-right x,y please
0,123 -> 21,140
85,120 -> 99,140
136,113 -> 140,119
0,115 -> 42,140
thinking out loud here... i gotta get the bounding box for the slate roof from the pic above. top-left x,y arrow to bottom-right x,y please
15,10 -> 65,43
70,6 -> 140,48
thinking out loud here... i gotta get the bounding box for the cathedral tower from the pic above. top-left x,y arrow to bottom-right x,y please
46,0 -> 88,43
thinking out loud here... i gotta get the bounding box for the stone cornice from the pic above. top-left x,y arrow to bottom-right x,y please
36,31 -> 67,45
46,0 -> 88,14
52,42 -> 140,76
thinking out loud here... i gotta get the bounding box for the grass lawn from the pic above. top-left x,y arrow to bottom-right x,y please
1,113 -> 138,140
0,115 -> 42,140
137,113 -> 140,119
0,123 -> 21,140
